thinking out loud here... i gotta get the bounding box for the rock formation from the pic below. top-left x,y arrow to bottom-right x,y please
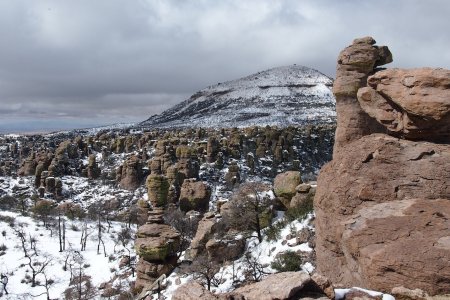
179,179 -> 211,212
119,155 -> 143,190
172,271 -> 332,300
314,37 -> 450,295
274,171 -> 302,208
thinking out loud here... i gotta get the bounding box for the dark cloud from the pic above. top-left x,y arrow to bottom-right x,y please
0,0 -> 449,133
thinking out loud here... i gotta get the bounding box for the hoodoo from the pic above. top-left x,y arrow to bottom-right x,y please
314,37 -> 450,295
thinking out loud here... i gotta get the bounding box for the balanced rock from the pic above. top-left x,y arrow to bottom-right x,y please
146,174 -> 170,208
332,36 -> 392,152
357,68 -> 450,142
135,223 -> 180,262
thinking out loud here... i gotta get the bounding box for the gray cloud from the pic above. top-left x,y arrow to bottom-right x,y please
0,0 -> 449,133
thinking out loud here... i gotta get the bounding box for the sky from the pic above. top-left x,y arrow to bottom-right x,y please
0,0 -> 449,133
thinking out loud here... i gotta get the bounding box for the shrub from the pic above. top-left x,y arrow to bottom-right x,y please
0,215 -> 15,226
265,221 -> 285,242
271,251 -> 303,272
0,195 -> 18,210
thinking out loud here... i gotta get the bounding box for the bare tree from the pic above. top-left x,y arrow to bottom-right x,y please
116,226 -> 136,277
64,251 -> 97,300
0,273 -> 8,295
182,254 -> 220,291
242,250 -> 269,282
96,215 -> 106,257
80,221 -> 92,251
14,226 -> 52,287
222,182 -> 272,243
164,207 -> 199,258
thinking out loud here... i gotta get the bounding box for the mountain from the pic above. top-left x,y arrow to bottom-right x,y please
140,65 -> 335,129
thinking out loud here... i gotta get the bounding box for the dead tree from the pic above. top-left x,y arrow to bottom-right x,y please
223,182 -> 272,243
182,254 -> 220,291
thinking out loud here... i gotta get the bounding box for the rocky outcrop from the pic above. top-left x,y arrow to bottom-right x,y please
186,212 -> 217,260
146,174 -> 170,208
87,154 -> 101,179
119,155 -> 143,190
172,281 -> 219,300
179,179 -> 211,212
314,37 -> 450,295
229,271 -> 313,300
172,271 -> 331,300
357,68 -> 450,142
274,171 -> 302,207
332,36 -> 391,152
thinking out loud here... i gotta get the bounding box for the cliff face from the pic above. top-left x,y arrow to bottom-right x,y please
314,37 -> 450,295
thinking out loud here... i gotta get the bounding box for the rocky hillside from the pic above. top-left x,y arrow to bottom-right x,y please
140,65 -> 335,129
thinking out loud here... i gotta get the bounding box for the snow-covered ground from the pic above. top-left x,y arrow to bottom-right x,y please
0,211 -> 136,299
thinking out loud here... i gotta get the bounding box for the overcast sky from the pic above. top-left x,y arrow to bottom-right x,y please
0,0 -> 449,133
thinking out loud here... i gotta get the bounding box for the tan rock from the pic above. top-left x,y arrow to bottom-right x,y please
315,134 -> 450,294
230,271 -> 311,300
179,179 -> 211,212
186,214 -> 217,260
119,155 -> 143,190
274,171 -> 302,202
391,286 -> 428,300
332,37 -> 391,152
311,273 -> 335,300
172,281 -> 219,300
357,68 -> 450,142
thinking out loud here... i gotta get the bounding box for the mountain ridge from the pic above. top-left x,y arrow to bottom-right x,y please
139,65 -> 336,129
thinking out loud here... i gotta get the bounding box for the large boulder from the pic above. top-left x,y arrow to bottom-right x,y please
172,281 -> 219,300
315,134 -> 450,294
179,179 -> 211,212
357,68 -> 450,142
274,171 -> 302,205
314,37 -> 450,295
186,213 -> 217,260
230,271 -> 312,300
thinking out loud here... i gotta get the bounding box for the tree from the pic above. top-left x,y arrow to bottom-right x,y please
14,226 -> 52,287
182,254 -> 220,291
31,200 -> 56,227
1,273 -> 8,295
64,251 -> 97,300
116,226 -> 136,277
242,250 -> 269,282
222,182 -> 273,243
164,207 -> 199,258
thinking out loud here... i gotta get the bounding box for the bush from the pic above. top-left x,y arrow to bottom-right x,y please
271,251 -> 303,272
0,215 -> 15,226
265,221 -> 285,242
285,193 -> 314,222
0,195 -> 16,210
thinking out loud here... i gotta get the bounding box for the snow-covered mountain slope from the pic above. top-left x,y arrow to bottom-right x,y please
140,65 -> 335,129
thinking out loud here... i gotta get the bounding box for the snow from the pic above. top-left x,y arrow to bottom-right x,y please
335,287 -> 395,300
0,211 -> 136,299
140,65 -> 336,130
